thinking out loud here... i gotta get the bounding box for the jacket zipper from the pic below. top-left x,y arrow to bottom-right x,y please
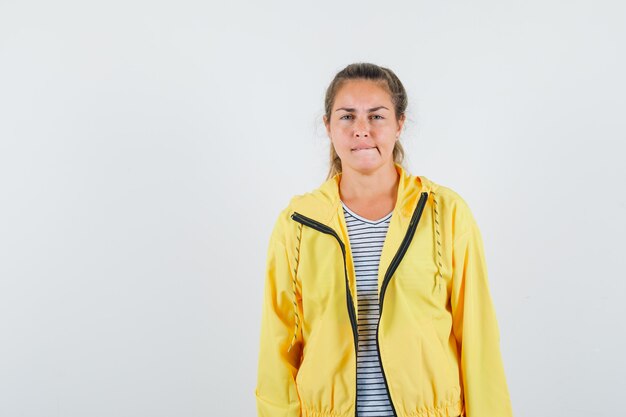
290,211 -> 360,417
376,191 -> 429,417
291,190 -> 428,417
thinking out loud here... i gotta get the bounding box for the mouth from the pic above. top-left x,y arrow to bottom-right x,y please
351,146 -> 377,151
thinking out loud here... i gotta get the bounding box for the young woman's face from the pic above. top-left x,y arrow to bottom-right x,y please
324,79 -> 404,175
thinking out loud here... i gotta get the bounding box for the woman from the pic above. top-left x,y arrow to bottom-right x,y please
255,63 -> 513,417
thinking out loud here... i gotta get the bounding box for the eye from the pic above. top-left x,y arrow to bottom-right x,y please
339,114 -> 354,120
371,115 -> 384,120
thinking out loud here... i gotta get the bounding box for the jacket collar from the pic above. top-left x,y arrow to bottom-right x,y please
289,162 -> 436,229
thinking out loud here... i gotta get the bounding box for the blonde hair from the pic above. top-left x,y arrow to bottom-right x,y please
323,62 -> 408,180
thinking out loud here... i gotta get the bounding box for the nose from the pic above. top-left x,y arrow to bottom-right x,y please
354,118 -> 369,138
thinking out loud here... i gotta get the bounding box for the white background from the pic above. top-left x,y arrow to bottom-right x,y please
1,1 -> 625,416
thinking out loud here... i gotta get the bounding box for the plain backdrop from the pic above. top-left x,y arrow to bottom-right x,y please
1,1 -> 625,416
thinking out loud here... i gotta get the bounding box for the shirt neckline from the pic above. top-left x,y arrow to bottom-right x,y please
340,200 -> 393,225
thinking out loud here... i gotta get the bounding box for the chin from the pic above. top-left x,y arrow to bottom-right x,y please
344,159 -> 385,174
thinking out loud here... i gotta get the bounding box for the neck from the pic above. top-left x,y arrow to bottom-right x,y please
339,163 -> 399,202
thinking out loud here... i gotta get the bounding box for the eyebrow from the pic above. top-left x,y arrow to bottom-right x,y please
335,106 -> 389,112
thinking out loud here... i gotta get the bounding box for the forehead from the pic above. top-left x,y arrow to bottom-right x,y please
333,79 -> 392,108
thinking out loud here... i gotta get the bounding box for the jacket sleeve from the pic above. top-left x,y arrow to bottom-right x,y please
255,210 -> 303,417
450,201 -> 513,417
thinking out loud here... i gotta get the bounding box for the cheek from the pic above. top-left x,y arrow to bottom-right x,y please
330,136 -> 351,154
331,128 -> 353,145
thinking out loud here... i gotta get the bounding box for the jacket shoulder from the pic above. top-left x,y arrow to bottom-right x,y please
267,194 -> 307,247
431,182 -> 470,208
428,180 -> 479,238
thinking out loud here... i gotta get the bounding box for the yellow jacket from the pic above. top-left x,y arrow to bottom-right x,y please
255,163 -> 513,417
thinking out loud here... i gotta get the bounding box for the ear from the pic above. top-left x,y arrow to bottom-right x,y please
396,113 -> 406,136
323,115 -> 331,138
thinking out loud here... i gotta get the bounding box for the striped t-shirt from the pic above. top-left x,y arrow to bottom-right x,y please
341,200 -> 395,417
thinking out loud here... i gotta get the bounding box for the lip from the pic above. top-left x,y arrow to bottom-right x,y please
351,146 -> 377,151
